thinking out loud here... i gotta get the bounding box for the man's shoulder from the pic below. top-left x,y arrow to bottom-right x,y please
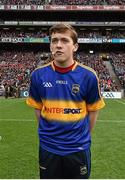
35,62 -> 51,72
77,62 -> 97,76
32,62 -> 52,75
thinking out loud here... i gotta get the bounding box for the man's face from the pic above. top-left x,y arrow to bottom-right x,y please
50,31 -> 78,65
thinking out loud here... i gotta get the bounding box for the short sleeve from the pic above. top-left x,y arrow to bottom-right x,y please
26,71 -> 43,110
86,72 -> 105,111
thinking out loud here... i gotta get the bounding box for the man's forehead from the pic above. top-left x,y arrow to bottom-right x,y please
51,32 -> 72,40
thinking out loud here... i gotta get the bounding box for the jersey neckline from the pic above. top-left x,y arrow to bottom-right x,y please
51,60 -> 78,73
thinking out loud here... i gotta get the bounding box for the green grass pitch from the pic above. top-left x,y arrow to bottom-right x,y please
0,98 -> 125,178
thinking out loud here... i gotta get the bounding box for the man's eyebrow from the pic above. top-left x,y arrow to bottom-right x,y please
51,37 -> 70,41
51,37 -> 58,40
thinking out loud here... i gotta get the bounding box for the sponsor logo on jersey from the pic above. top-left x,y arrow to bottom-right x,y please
43,82 -> 53,87
56,80 -> 68,85
44,106 -> 81,114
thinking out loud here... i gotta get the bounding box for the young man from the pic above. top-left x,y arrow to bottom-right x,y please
26,23 -> 105,179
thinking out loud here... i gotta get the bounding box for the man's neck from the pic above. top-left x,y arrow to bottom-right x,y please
54,59 -> 74,68
53,61 -> 75,73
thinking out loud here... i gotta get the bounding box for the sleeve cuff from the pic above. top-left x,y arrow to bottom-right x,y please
26,97 -> 43,110
87,98 -> 105,111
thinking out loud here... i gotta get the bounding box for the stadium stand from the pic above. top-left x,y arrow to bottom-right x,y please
0,50 -> 121,98
0,0 -> 47,5
48,0 -> 125,5
110,53 -> 125,89
77,53 -> 119,91
0,29 -> 49,38
0,0 -> 125,5
0,0 -> 125,98
0,29 -> 125,39
0,51 -> 39,97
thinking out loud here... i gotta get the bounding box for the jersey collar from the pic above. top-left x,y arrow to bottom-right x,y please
51,60 -> 78,73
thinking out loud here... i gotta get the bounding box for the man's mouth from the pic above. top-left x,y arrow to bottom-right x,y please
55,51 -> 64,55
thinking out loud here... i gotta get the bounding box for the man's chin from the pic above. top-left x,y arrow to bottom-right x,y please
54,58 -> 66,63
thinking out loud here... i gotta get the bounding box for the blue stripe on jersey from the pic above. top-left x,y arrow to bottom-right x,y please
38,115 -> 91,156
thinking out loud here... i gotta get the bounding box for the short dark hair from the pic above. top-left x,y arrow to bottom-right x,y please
49,23 -> 78,44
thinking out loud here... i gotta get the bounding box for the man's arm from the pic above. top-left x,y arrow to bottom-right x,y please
89,110 -> 99,132
35,109 -> 41,122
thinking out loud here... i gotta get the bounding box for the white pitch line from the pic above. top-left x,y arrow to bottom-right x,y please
98,120 -> 125,123
0,119 -> 35,121
115,99 -> 125,105
0,119 -> 125,123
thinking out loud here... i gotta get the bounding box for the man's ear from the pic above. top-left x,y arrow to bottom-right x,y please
73,43 -> 79,52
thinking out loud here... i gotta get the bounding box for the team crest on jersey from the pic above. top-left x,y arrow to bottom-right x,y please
80,166 -> 87,175
72,84 -> 80,95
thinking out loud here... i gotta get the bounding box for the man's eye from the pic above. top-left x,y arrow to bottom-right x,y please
51,39 -> 58,43
51,38 -> 69,44
62,39 -> 69,43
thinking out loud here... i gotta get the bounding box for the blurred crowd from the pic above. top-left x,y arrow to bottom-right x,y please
77,53 -> 119,92
0,29 -> 125,39
78,30 -> 125,39
0,0 -> 125,5
0,50 -> 124,98
110,53 -> 125,89
49,0 -> 125,5
0,30 -> 49,38
0,51 -> 41,97
0,0 -> 47,5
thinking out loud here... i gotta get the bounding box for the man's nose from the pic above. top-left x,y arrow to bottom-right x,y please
56,40 -> 62,47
